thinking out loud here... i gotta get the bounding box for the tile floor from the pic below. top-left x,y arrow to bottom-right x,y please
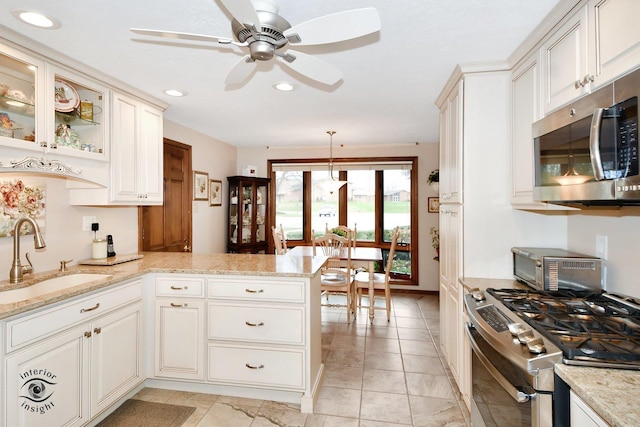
131,292 -> 471,426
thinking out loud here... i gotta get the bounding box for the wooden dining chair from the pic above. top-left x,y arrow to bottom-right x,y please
271,224 -> 287,254
312,232 -> 354,322
325,223 -> 357,248
353,226 -> 400,321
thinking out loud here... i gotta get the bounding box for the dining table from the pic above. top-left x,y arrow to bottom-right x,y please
287,245 -> 383,322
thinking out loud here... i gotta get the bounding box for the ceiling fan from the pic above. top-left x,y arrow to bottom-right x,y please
130,0 -> 381,86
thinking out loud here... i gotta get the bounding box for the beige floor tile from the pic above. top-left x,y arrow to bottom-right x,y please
303,414 -> 359,426
409,395 -> 467,427
251,401 -> 308,427
400,339 -> 439,357
405,372 -> 456,399
325,347 -> 365,368
359,390 -> 412,425
196,402 -> 257,427
314,387 -> 362,418
359,420 -> 411,427
365,337 -> 401,354
362,368 -> 407,393
364,351 -> 404,371
402,354 -> 447,375
397,327 -> 433,342
323,365 -> 364,389
395,317 -> 428,329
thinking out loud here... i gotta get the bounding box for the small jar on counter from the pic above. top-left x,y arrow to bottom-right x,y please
92,238 -> 107,259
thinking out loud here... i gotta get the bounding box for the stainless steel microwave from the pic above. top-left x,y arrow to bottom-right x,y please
533,68 -> 640,206
511,247 -> 601,292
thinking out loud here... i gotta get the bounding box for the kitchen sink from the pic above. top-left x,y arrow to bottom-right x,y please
0,273 -> 112,304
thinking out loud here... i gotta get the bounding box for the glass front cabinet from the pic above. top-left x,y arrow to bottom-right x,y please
227,175 -> 270,253
0,40 -> 110,186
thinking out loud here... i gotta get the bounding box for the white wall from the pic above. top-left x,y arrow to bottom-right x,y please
0,174 -> 139,274
237,142 -> 441,292
164,119 -> 237,254
566,208 -> 640,298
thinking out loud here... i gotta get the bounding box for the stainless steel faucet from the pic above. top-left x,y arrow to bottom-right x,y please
9,217 -> 46,284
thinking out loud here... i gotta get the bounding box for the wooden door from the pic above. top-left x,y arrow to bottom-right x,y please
139,138 -> 192,252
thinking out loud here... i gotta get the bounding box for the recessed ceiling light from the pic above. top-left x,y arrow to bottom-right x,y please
273,82 -> 297,92
11,9 -> 60,29
164,89 -> 186,97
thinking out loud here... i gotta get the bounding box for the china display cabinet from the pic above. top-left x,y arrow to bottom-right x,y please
227,176 -> 270,253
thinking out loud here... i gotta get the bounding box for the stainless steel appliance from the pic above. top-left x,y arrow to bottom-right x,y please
465,286 -> 640,426
511,247 -> 601,292
533,68 -> 640,206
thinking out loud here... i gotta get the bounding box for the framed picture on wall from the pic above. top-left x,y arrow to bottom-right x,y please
209,179 -> 222,206
193,171 -> 209,200
428,197 -> 440,213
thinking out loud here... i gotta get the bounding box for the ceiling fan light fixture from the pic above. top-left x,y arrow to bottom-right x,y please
164,89 -> 186,97
274,81 -> 296,92
11,9 -> 60,29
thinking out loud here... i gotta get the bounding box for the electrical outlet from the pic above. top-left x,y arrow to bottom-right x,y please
595,235 -> 608,259
82,216 -> 97,231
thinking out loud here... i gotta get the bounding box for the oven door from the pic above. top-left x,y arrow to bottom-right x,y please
465,323 -> 538,427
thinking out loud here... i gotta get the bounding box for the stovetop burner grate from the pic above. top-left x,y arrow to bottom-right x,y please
487,288 -> 640,366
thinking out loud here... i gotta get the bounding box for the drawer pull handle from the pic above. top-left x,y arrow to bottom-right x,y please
94,327 -> 102,334
170,285 -> 188,290
170,303 -> 187,307
81,303 -> 100,313
84,331 -> 92,338
245,288 -> 264,293
245,363 -> 265,370
245,321 -> 264,327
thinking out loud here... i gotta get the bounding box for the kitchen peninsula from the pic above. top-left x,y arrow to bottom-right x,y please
0,252 -> 326,427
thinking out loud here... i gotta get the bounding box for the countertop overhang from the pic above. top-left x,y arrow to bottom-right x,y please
0,251 -> 327,320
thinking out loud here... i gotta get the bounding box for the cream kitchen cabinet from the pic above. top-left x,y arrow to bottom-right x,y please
154,276 -> 205,381
511,53 -> 575,210
207,275 -> 322,413
541,5 -> 589,114
438,79 -> 463,204
570,390 -> 610,427
541,0 -> 640,114
67,91 -> 163,205
1,280 -> 143,427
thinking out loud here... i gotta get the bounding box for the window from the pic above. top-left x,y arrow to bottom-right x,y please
269,157 -> 418,285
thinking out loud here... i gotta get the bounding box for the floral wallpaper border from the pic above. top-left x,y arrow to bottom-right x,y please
0,179 -> 46,238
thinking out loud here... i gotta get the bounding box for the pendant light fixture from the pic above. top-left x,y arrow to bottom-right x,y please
322,130 -> 348,194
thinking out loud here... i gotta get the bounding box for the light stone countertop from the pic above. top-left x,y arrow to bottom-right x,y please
461,277 -> 640,426
0,251 -> 326,320
555,363 -> 640,427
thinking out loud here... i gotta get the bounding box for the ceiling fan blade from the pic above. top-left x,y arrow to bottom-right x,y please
284,8 -> 381,46
279,50 -> 342,85
130,28 -> 247,47
219,0 -> 261,31
225,55 -> 257,85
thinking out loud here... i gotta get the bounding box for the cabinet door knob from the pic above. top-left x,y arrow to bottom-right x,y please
84,331 -> 92,338
94,327 -> 102,334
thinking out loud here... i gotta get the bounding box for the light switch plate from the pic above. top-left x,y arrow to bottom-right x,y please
82,216 -> 97,231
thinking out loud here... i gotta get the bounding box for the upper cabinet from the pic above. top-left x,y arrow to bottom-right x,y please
541,0 -> 640,114
438,80 -> 463,204
589,0 -> 640,87
541,5 -> 589,114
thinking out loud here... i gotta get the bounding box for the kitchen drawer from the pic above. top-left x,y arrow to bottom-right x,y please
208,277 -> 305,303
208,303 -> 304,345
208,343 -> 304,389
156,276 -> 205,298
4,279 -> 142,353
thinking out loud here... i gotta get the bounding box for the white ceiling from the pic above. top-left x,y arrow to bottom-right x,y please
0,0 -> 564,148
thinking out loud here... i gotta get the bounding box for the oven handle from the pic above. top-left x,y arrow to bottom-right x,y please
465,322 -> 536,403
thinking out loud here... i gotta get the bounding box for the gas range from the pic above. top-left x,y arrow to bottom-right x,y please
487,288 -> 640,370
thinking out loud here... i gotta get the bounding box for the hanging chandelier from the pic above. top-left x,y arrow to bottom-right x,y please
322,130 -> 347,194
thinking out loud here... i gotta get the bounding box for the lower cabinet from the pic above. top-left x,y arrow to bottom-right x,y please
570,390 -> 610,427
2,280 -> 143,427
